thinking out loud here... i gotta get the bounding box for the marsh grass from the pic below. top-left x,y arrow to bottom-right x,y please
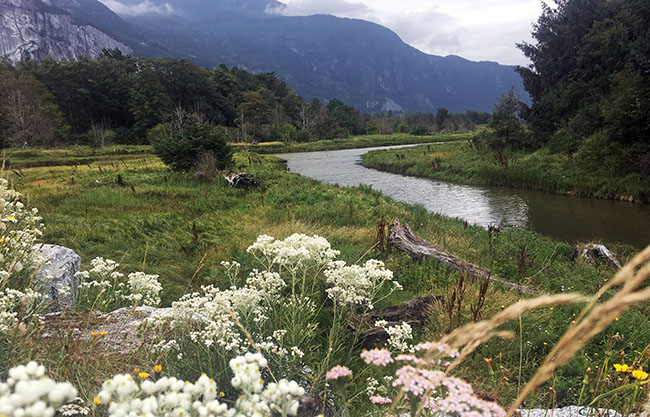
232,132 -> 471,154
362,141 -> 650,203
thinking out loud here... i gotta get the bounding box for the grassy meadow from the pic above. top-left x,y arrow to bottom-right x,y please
3,143 -> 650,410
362,141 -> 650,203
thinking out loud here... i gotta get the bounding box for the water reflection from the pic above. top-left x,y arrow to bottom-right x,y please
276,145 -> 650,248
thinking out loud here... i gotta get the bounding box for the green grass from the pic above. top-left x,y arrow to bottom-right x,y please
4,145 -> 649,407
362,141 -> 650,203
230,132 -> 472,154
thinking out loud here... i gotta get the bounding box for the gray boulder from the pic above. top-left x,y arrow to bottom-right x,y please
34,244 -> 81,312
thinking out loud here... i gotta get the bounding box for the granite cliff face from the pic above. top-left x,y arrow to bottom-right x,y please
0,0 -> 132,62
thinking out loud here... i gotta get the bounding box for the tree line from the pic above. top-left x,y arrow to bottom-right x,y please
477,0 -> 649,177
0,51 -> 479,148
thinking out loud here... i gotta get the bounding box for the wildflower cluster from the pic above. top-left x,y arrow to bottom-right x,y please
247,234 -> 339,271
151,234 -> 406,404
325,365 -> 352,381
95,352 -> 304,417
76,257 -> 162,311
229,352 -> 305,416
325,259 -> 400,310
154,284 -> 261,353
153,265 -> 291,355
124,271 -> 163,306
0,178 -> 44,290
614,363 -> 648,381
356,342 -> 504,416
0,287 -> 47,335
0,362 -> 77,417
375,320 -> 414,352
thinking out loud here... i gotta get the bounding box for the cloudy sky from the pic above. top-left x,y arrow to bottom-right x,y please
276,0 -> 552,65
98,0 -> 554,65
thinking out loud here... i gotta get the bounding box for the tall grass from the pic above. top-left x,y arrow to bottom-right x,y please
362,142 -> 650,203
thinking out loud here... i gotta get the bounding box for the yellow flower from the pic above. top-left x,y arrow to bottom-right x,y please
134,367 -> 140,373
219,392 -> 225,397
632,370 -> 649,381
93,397 -> 101,405
614,363 -> 631,373
91,332 -> 99,337
7,216 -> 15,221
99,331 -> 107,336
154,364 -> 162,373
138,372 -> 150,379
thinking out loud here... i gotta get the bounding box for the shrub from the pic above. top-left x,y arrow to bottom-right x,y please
148,110 -> 232,172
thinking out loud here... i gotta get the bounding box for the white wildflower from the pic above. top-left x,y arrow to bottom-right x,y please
325,259 -> 396,309
0,362 -> 77,417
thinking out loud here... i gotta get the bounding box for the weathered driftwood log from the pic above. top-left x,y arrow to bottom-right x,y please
223,172 -> 259,189
574,244 -> 622,269
388,218 -> 534,293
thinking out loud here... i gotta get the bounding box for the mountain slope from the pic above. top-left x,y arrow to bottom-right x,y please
1,0 -> 526,113
126,11 -> 524,112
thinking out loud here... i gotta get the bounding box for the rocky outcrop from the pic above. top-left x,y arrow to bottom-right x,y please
34,244 -> 81,312
0,0 -> 132,62
43,306 -> 168,353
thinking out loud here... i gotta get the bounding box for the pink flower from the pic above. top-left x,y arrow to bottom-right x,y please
361,348 -> 394,366
393,365 -> 445,396
326,365 -> 352,380
415,342 -> 459,358
369,395 -> 392,404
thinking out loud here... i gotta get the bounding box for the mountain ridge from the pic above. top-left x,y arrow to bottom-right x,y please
0,0 -> 526,113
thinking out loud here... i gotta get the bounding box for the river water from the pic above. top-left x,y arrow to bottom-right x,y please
277,144 -> 650,249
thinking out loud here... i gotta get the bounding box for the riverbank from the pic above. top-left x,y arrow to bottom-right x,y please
362,141 -> 650,203
230,132 -> 471,154
4,145 -> 649,409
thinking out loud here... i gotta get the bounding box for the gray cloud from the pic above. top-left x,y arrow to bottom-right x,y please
380,8 -> 463,54
98,0 -> 175,16
269,0 -> 376,20
98,0 -> 541,64
277,0 -> 540,65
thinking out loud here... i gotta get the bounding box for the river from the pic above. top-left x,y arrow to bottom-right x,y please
276,144 -> 650,249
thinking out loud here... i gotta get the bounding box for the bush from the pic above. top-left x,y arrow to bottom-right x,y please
148,111 -> 232,172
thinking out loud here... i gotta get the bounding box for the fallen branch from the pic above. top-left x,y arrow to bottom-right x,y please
388,218 -> 535,293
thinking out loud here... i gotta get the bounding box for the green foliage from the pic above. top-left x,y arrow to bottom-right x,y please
473,89 -> 531,157
517,0 -> 650,175
149,111 -> 232,172
0,62 -> 67,147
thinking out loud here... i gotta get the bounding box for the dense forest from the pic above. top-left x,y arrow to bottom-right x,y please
512,0 -> 649,177
0,52 -> 479,148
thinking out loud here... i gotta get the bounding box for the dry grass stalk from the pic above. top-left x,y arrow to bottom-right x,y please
442,293 -> 588,372
393,245 -> 650,417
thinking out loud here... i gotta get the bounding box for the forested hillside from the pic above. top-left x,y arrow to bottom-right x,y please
0,53 -> 477,148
